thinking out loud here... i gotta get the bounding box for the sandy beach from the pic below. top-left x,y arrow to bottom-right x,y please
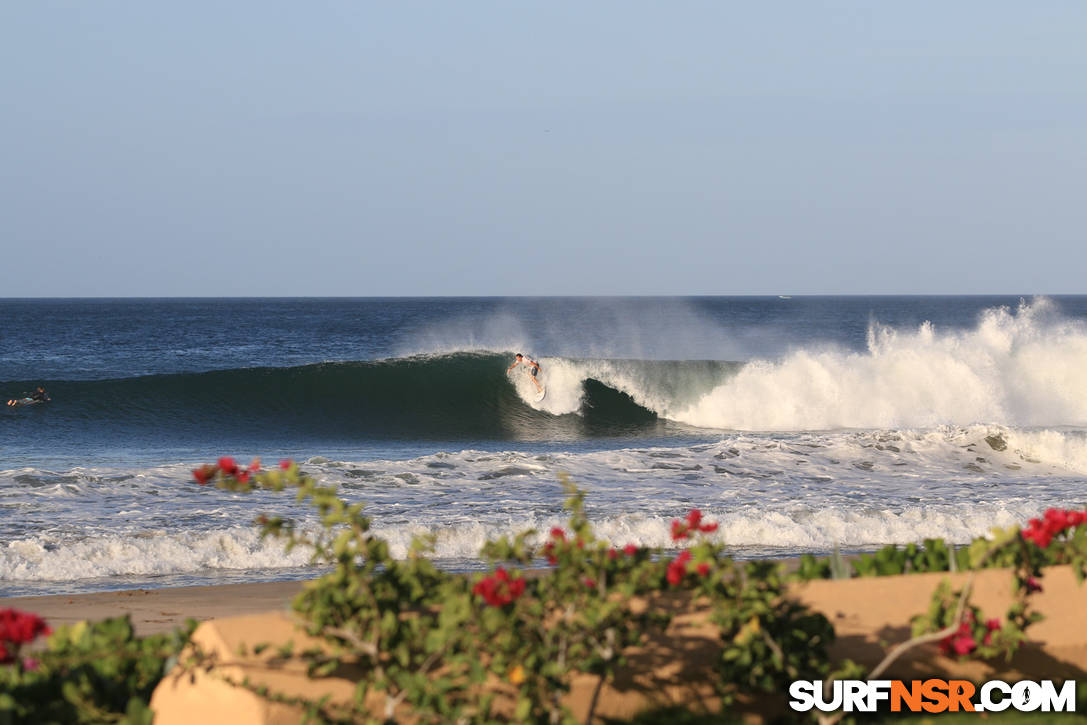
0,580 -> 307,636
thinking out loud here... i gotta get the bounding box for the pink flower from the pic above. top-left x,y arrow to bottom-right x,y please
248,458 -> 261,473
939,621 -> 977,656
584,578 -> 597,589
952,632 -> 977,655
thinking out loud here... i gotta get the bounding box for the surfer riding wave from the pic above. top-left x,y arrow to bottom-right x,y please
506,353 -> 543,394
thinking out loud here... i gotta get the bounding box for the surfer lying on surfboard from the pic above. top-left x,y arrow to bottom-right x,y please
7,386 -> 50,407
506,354 -> 543,393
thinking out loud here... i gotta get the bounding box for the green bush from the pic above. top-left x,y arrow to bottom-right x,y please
0,616 -> 194,725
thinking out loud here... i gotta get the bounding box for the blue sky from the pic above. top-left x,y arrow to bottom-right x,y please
3,2 -> 1085,296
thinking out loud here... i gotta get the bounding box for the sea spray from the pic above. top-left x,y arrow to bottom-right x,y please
674,299 -> 1087,430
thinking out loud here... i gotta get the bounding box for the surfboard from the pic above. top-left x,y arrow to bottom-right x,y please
533,387 -> 546,402
7,397 -> 42,408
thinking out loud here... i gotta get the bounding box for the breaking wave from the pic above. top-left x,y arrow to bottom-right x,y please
3,299 -> 1086,441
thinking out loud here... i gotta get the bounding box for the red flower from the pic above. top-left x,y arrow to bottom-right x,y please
0,608 -> 51,644
279,459 -> 293,470
236,470 -> 251,484
666,566 -> 683,586
248,458 -> 261,473
584,578 -> 597,589
623,543 -> 638,557
951,631 -> 977,655
672,510 -> 719,541
1025,577 -> 1043,593
192,465 -> 214,485
550,527 -> 566,541
0,608 -> 51,662
939,620 -> 977,656
607,548 -> 618,560
218,457 -> 238,476
472,567 -> 526,607
983,619 -> 1002,645
1020,507 -> 1087,548
542,541 -> 557,565
696,562 -> 711,577
666,550 -> 692,586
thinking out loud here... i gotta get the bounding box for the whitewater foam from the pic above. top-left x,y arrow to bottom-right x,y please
497,299 -> 1087,432
3,423 -> 1086,591
656,299 -> 1087,431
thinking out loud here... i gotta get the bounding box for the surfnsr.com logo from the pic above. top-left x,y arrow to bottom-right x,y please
789,679 -> 1076,713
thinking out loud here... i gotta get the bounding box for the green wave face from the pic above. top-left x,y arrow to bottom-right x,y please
1,353 -> 682,443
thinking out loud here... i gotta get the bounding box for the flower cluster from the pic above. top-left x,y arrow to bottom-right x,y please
541,526 -> 640,567
671,509 -> 719,541
541,527 -> 567,565
1021,508 -> 1087,549
472,567 -> 526,607
938,613 -> 1001,657
0,608 -> 51,664
606,543 -> 641,561
664,551 -> 714,586
192,456 -> 291,485
667,551 -> 692,586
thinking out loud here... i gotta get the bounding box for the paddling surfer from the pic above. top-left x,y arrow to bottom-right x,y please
7,386 -> 50,406
506,353 -> 543,393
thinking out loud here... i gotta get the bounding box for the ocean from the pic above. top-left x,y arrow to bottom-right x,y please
2,296 -> 1086,596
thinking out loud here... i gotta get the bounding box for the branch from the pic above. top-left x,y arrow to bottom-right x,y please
820,571 -> 980,725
